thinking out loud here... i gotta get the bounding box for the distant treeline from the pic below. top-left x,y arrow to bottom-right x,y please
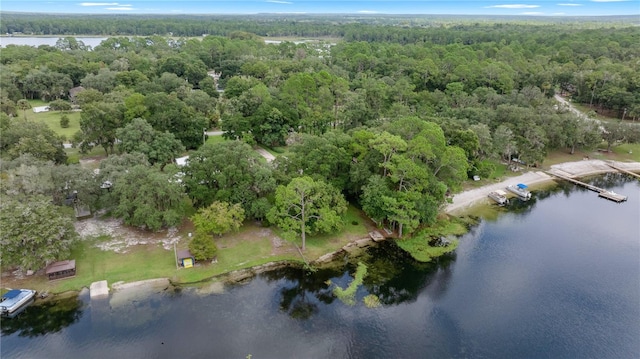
1,12 -> 638,41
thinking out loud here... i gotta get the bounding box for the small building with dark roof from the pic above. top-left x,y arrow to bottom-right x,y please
45,260 -> 76,280
177,249 -> 195,268
68,86 -> 85,104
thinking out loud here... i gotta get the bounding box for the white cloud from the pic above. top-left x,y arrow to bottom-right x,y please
557,3 -> 583,6
486,4 -> 541,9
591,0 -> 629,2
521,11 -> 545,15
266,0 -> 293,4
79,2 -> 119,5
106,7 -> 134,10
358,10 -> 379,14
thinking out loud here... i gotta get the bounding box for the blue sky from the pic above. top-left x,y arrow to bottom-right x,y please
0,1 -> 638,16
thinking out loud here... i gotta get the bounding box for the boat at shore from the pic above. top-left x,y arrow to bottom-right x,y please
488,190 -> 508,205
1,289 -> 37,318
507,183 -> 532,199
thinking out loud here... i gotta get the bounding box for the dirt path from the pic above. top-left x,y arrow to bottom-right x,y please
445,159 -> 640,215
255,146 -> 276,162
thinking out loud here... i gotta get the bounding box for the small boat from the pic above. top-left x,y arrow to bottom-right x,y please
507,183 -> 532,199
1,289 -> 37,317
488,190 -> 508,205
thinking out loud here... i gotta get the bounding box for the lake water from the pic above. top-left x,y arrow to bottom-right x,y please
0,37 -> 107,48
2,173 -> 639,358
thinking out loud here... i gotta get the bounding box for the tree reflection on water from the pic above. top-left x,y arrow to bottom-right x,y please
1,295 -> 83,337
260,240 -> 458,319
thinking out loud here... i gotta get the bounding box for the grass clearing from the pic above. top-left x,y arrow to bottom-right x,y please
205,134 -> 228,145
544,144 -> 640,166
2,208 -> 372,294
568,102 -> 619,123
24,99 -> 81,140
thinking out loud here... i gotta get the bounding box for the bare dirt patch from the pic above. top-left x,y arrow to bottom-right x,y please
74,217 -> 183,253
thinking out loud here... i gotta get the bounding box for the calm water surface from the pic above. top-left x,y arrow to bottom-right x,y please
0,37 -> 108,48
2,174 -> 639,358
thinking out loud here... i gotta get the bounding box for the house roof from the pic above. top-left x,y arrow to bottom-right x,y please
45,259 -> 76,274
177,249 -> 194,260
69,86 -> 85,97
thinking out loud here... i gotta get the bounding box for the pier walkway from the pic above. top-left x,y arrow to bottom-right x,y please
546,168 -> 628,203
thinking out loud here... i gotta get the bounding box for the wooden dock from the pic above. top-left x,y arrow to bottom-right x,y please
598,190 -> 628,202
547,171 -> 627,203
606,162 -> 640,180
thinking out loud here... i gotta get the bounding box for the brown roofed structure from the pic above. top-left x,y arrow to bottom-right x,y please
45,260 -> 76,280
177,249 -> 195,268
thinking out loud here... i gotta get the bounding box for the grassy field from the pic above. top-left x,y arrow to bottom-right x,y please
2,205 -> 372,294
23,100 -> 81,140
205,133 -> 228,145
568,101 -> 620,123
543,143 -> 640,166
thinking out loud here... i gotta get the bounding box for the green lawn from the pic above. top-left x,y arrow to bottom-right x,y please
24,100 -> 81,140
568,101 -> 620,123
205,133 -> 228,145
3,206 -> 372,294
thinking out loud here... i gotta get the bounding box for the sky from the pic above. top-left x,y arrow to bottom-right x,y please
0,0 -> 638,16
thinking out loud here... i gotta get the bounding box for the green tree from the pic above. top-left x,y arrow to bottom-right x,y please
191,201 -> 245,237
188,232 -> 218,261
493,124 -> 517,162
17,99 -> 31,119
77,102 -> 123,156
117,118 -> 185,170
0,119 -> 66,164
277,132 -> 353,191
49,99 -> 72,112
267,176 -> 347,251
123,93 -> 149,122
0,195 -> 77,272
184,141 -> 275,219
80,68 -> 117,93
369,131 -> 407,177
60,114 -> 70,128
112,165 -> 186,231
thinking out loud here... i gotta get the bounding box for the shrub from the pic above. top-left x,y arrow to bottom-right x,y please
60,114 -> 70,128
189,232 -> 218,261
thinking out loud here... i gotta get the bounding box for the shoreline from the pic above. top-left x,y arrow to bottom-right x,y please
445,159 -> 640,215
6,159 -> 639,299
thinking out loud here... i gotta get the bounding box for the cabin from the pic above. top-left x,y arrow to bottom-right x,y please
45,260 -> 76,280
177,249 -> 195,268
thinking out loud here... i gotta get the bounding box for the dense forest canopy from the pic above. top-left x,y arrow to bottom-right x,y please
1,14 -> 639,270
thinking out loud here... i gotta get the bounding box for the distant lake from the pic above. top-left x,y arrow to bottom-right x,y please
2,174 -> 639,358
0,37 -> 108,48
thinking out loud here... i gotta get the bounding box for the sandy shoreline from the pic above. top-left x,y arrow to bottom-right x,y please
445,159 -> 640,215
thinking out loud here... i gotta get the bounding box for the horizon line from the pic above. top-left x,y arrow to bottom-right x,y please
1,11 -> 639,17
